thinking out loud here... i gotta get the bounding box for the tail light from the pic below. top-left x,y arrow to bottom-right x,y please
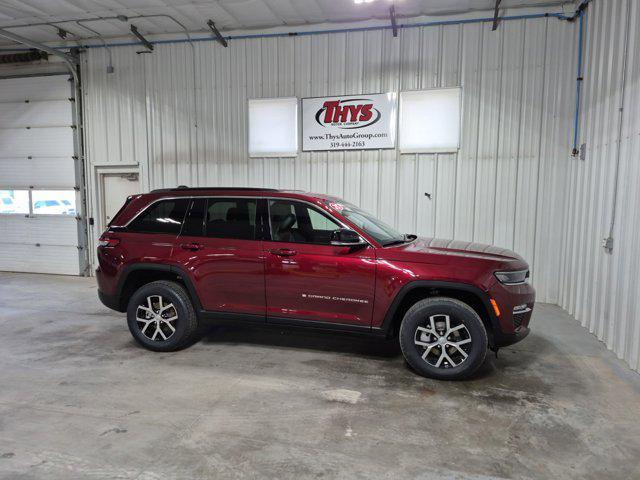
98,236 -> 120,248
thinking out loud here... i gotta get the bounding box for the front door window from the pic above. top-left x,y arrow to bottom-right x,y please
268,200 -> 340,244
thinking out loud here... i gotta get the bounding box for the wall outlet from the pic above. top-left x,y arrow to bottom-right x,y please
602,236 -> 613,253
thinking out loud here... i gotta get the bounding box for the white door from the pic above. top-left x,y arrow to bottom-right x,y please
102,173 -> 140,228
0,75 -> 81,275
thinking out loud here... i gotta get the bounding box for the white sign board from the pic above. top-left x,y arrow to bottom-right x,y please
302,93 -> 397,151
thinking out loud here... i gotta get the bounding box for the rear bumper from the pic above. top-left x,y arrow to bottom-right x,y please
98,289 -> 122,312
96,265 -> 125,312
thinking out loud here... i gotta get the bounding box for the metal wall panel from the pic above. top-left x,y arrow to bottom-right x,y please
82,16 -> 577,305
0,245 -> 80,275
0,76 -> 71,101
0,126 -> 74,157
559,0 -> 640,372
0,157 -> 75,188
0,100 -> 72,128
0,216 -> 78,245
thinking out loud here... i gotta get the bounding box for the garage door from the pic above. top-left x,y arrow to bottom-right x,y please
0,75 -> 81,275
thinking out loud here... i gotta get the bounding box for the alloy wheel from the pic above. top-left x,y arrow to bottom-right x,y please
135,295 -> 178,341
414,314 -> 472,368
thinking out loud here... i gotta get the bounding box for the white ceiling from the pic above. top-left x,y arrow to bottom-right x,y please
0,0 -> 574,47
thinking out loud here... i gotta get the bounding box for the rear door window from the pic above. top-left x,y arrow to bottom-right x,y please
205,198 -> 257,240
128,198 -> 188,234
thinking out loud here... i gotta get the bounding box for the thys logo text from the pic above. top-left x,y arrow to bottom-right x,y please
315,98 -> 381,129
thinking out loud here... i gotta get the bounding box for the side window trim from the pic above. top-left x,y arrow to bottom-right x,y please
257,198 -> 271,241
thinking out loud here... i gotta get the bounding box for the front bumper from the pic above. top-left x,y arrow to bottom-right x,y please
487,279 -> 535,347
492,325 -> 530,348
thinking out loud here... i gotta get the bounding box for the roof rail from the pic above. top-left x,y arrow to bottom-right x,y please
150,186 -> 280,193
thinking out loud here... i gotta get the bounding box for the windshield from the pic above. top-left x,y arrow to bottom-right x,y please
327,200 -> 405,246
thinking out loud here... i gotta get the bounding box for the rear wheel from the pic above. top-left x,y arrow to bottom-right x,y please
399,297 -> 488,380
126,280 -> 199,351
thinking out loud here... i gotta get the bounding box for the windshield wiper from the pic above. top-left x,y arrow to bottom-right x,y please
382,234 -> 414,247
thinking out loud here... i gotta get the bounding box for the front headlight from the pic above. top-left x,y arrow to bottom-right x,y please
494,269 -> 529,285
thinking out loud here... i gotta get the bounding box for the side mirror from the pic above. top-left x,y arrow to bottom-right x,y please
330,228 -> 367,247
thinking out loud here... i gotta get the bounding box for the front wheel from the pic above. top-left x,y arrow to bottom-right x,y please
399,297 -> 488,380
126,280 -> 200,352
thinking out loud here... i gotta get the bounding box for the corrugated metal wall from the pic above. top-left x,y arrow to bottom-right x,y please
82,15 -> 577,304
559,0 -> 640,371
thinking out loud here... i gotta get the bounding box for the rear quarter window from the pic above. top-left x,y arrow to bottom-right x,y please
127,198 -> 189,234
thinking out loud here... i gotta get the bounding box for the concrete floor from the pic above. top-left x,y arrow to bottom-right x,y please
0,273 -> 639,480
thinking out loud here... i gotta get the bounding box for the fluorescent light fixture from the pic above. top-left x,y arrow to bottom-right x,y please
399,87 -> 461,153
248,97 -> 298,157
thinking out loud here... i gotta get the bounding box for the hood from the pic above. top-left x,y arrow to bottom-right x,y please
420,238 -> 524,262
378,237 -> 528,270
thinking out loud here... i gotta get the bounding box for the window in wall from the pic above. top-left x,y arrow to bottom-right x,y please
269,200 -> 340,245
399,87 -> 461,153
248,97 -> 298,157
205,198 -> 257,240
128,199 -> 188,234
31,190 -> 77,216
0,190 -> 29,214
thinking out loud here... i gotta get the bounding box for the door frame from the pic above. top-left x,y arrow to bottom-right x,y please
96,166 -> 140,235
89,165 -> 140,272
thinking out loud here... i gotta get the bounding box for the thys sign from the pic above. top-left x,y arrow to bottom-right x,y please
302,93 -> 397,151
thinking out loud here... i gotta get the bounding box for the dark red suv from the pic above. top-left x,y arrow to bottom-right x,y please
97,187 -> 534,380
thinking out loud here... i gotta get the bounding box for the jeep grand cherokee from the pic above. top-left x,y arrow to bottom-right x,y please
97,187 -> 534,380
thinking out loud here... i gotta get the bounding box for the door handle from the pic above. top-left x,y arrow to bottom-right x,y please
180,242 -> 203,251
270,248 -> 297,257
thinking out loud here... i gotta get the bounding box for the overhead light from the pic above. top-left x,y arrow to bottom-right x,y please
206,19 -> 228,48
130,24 -> 153,52
354,0 -> 375,4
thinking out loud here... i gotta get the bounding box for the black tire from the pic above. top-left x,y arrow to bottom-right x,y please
126,280 -> 199,352
399,297 -> 488,380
